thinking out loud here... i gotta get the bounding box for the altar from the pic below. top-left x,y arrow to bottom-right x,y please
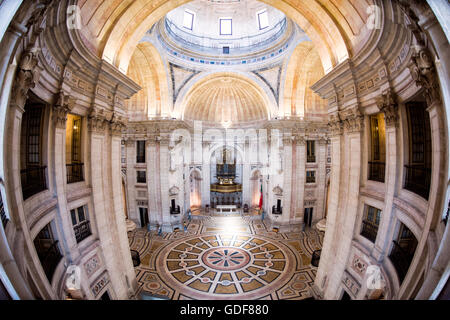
215,205 -> 238,214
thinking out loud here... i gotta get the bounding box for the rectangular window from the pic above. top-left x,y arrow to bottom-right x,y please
223,46 -> 230,54
71,205 -> 91,243
361,205 -> 381,243
368,114 -> 386,183
33,223 -> 62,282
21,103 -> 47,199
136,141 -> 146,163
183,10 -> 195,30
137,171 -> 146,183
389,223 -> 418,284
66,114 -> 84,184
404,102 -> 432,199
257,9 -> 269,30
306,170 -> 316,183
307,141 -> 316,163
220,18 -> 232,35
25,105 -> 44,165
0,192 -> 8,228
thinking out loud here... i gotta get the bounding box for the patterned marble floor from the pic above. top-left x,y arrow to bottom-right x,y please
128,216 -> 323,300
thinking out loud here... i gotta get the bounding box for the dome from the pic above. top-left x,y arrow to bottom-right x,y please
182,74 -> 269,126
161,0 -> 291,59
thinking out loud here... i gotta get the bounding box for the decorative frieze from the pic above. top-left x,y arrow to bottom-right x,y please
342,271 -> 361,298
91,272 -> 110,297
84,254 -> 101,278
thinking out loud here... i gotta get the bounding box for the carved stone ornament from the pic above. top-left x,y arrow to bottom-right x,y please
273,185 -> 283,196
11,47 -> 40,111
327,113 -> 343,137
87,108 -> 109,134
376,89 -> 399,127
52,91 -> 75,129
169,185 -> 180,196
409,46 -> 441,106
339,107 -> 364,134
109,112 -> 127,136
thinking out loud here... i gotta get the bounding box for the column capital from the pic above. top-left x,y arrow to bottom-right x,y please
327,113 -> 343,137
87,107 -> 109,134
10,48 -> 41,112
318,137 -> 328,146
339,107 -> 364,134
376,89 -> 399,127
109,113 -> 127,136
409,46 -> 441,106
52,91 -> 75,129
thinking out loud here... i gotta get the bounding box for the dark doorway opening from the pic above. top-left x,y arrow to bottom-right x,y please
139,207 -> 149,228
100,291 -> 111,300
304,207 -> 313,228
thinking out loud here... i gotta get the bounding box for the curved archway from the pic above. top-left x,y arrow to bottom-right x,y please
127,42 -> 170,119
189,169 -> 202,209
77,0 -> 373,74
177,72 -> 274,126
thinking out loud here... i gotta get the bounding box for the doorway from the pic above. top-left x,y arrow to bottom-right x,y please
139,207 -> 149,228
304,207 -> 313,228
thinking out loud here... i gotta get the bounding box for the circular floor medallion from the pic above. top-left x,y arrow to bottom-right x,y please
201,247 -> 250,271
157,234 -> 296,299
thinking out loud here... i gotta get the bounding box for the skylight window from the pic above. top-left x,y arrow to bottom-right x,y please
183,10 -> 195,30
257,9 -> 269,30
220,18 -> 232,35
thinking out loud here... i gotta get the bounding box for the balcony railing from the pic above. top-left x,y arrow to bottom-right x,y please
0,194 -> 8,228
368,161 -> 385,183
73,220 -> 91,243
307,155 -> 316,163
37,240 -> 62,282
170,205 -> 181,215
404,165 -> 431,200
272,206 -> 282,215
389,241 -> 414,284
21,166 -> 47,200
360,220 -> 379,243
66,163 -> 84,184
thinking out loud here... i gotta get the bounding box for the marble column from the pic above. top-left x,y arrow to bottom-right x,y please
405,46 -> 447,299
294,136 -> 306,222
313,115 -> 343,299
109,117 -> 137,297
315,138 -> 328,222
147,137 -> 160,228
201,142 -> 211,208
280,135 -> 293,226
88,111 -> 128,299
159,136 -> 171,232
51,96 -> 79,261
125,139 -> 137,224
374,90 -> 399,261
242,140 -> 251,206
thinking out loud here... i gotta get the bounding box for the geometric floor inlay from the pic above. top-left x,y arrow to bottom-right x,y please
158,234 -> 294,299
129,216 -> 324,300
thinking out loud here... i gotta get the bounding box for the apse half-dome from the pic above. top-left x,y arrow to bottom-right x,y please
182,74 -> 269,126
